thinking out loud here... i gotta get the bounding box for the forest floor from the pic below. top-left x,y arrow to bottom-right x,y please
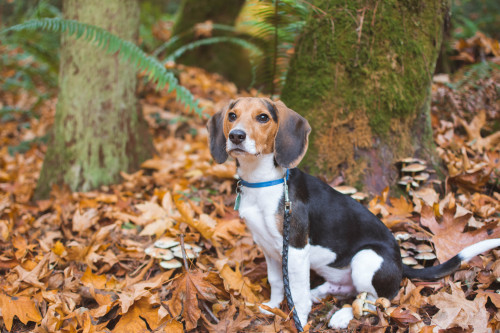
0,44 -> 500,332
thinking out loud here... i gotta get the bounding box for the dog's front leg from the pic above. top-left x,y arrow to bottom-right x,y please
288,244 -> 312,326
261,252 -> 284,313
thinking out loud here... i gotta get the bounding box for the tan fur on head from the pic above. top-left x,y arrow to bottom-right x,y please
207,97 -> 311,168
223,97 -> 280,156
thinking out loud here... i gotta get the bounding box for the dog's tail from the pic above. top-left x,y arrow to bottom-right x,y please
403,238 -> 500,280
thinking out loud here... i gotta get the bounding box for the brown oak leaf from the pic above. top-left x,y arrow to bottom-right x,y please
202,303 -> 252,333
0,293 -> 42,331
167,269 -> 224,331
420,205 -> 500,262
428,282 -> 489,332
112,296 -> 168,333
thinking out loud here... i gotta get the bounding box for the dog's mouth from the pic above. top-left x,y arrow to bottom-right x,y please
228,148 -> 248,155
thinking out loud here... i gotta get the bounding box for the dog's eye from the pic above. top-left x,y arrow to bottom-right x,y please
257,114 -> 269,123
228,112 -> 237,122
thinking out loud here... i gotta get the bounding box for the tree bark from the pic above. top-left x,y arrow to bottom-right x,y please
35,0 -> 154,199
171,0 -> 253,88
281,0 -> 447,193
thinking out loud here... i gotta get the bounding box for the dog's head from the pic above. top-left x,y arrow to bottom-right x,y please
207,97 -> 311,168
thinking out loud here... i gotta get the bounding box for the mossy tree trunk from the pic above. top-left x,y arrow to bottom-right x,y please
35,0 -> 154,199
171,0 -> 253,88
281,0 -> 448,193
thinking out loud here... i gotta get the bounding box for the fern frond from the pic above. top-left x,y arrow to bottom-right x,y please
2,18 -> 202,115
166,36 -> 262,62
249,0 -> 311,94
152,23 -> 241,57
165,36 -> 262,90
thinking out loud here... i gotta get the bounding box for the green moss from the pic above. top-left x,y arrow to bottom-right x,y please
281,0 -> 447,190
35,0 -> 154,199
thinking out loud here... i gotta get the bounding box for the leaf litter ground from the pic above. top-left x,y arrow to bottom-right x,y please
0,54 -> 500,332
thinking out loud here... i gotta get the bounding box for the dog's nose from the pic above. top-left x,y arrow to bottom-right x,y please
229,130 -> 246,144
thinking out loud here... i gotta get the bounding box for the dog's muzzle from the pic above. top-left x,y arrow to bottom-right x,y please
228,129 -> 246,145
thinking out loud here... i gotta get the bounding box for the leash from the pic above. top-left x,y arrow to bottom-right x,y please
234,169 -> 304,332
282,173 -> 304,332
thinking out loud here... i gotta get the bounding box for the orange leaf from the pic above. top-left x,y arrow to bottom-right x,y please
112,297 -> 167,332
174,196 -> 215,241
81,267 -> 108,290
0,293 -> 42,331
72,208 -> 99,233
203,303 -> 252,333
389,307 -> 420,326
388,196 -> 414,217
119,270 -> 173,313
168,269 -> 224,331
420,205 -> 500,261
212,218 -> 247,245
51,240 -> 66,256
163,319 -> 184,333
218,263 -> 262,304
428,282 -> 489,331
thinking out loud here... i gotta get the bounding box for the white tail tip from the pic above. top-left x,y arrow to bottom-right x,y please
458,239 -> 500,262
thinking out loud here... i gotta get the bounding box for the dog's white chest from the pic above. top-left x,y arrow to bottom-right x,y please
238,185 -> 283,259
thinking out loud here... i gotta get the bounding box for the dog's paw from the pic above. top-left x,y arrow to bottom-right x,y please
328,307 -> 354,329
310,287 -> 326,304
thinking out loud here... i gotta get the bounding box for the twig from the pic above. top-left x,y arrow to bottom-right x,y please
371,0 -> 380,27
298,0 -> 327,16
179,233 -> 189,271
202,300 -> 219,324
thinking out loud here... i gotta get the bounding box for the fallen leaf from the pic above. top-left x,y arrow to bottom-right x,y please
174,196 -> 215,242
119,270 -> 173,313
428,282 -> 489,332
389,307 -> 420,326
203,303 -> 252,333
168,269 -> 224,330
72,208 -> 99,233
138,218 -> 173,237
217,262 -> 262,304
420,205 -> 500,261
212,218 -> 247,245
162,319 -> 184,333
0,293 -> 42,331
112,296 -> 168,332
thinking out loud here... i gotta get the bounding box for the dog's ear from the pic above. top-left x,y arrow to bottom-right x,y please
207,104 -> 229,164
273,100 -> 311,168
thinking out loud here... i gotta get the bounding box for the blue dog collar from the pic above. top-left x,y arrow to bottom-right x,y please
239,169 -> 289,188
234,169 -> 290,211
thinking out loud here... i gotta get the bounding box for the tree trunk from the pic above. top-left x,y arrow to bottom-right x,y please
171,0 -> 253,88
35,0 -> 154,199
281,0 -> 447,193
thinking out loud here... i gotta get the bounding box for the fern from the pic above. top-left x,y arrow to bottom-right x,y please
247,0 -> 309,95
448,61 -> 500,90
1,18 -> 202,115
165,36 -> 263,89
153,23 -> 242,57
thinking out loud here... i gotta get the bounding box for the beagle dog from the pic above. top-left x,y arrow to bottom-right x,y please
207,97 -> 500,329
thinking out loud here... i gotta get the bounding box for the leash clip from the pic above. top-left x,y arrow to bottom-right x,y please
283,171 -> 292,214
234,180 -> 242,211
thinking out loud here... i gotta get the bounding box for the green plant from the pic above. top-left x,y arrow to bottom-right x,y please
153,23 -> 248,56
2,18 -> 202,115
139,0 -> 180,52
151,23 -> 262,89
246,0 -> 310,95
166,35 -> 263,88
447,61 -> 500,90
451,0 -> 500,39
1,1 -> 61,95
